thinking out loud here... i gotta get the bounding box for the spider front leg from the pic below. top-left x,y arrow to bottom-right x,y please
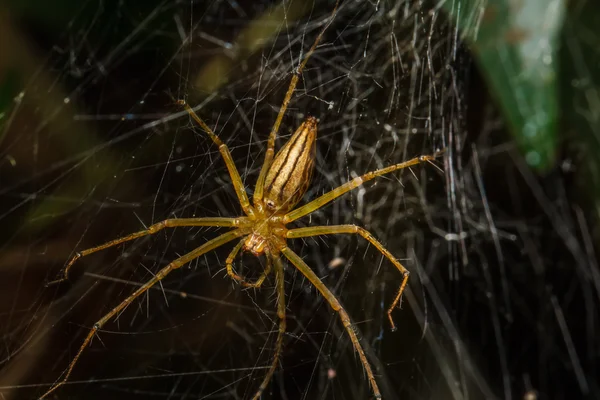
288,225 -> 409,331
47,217 -> 248,285
179,101 -> 254,217
281,247 -> 381,398
284,152 -> 442,224
40,229 -> 246,400
253,0 -> 340,203
225,239 -> 272,288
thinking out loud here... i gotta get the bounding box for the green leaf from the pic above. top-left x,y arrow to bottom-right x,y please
444,0 -> 565,171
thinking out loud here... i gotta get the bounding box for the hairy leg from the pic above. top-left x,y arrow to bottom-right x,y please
281,246 -> 381,399
284,153 -> 441,223
288,224 -> 409,330
179,101 -> 254,216
48,217 -> 248,285
251,253 -> 286,400
40,229 -> 246,399
253,0 -> 341,203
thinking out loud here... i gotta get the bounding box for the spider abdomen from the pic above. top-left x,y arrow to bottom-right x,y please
263,117 -> 317,213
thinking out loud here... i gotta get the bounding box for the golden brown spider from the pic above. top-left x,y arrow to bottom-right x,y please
41,1 -> 441,398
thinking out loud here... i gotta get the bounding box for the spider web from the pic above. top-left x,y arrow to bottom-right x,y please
0,0 -> 597,399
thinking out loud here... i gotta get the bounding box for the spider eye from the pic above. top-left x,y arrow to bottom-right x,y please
266,200 -> 276,210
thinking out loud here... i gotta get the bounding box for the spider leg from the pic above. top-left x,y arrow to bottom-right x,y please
253,0 -> 340,204
284,152 -> 442,223
281,246 -> 381,399
241,255 -> 272,289
225,239 -> 246,283
179,101 -> 254,217
225,240 -> 272,288
47,217 -> 248,285
251,252 -> 286,400
288,225 -> 409,331
39,229 -> 246,400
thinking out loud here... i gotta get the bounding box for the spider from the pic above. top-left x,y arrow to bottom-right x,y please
40,1 -> 441,399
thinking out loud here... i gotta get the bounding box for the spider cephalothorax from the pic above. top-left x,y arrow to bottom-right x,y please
242,215 -> 287,256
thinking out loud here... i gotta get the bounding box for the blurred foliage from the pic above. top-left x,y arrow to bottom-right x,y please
560,0 -> 600,231
194,0 -> 314,94
0,0 -> 318,233
0,69 -> 19,133
445,0 -> 600,234
443,0 -> 564,172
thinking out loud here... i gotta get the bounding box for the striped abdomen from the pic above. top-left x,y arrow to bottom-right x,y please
263,117 -> 317,213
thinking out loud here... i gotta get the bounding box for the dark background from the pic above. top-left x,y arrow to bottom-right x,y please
0,0 -> 598,399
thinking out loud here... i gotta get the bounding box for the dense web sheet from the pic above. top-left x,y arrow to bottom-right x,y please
0,0 -> 597,399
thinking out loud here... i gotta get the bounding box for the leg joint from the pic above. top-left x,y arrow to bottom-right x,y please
353,225 -> 367,235
149,221 -> 166,232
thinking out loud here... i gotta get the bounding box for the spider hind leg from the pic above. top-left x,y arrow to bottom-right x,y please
281,246 -> 382,398
250,253 -> 287,399
287,224 -> 412,331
